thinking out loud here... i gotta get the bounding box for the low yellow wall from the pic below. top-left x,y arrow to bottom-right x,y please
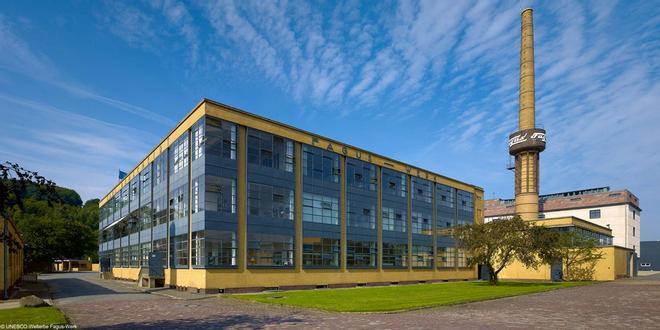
1,216 -> 24,296
499,246 -> 633,281
109,266 -> 476,290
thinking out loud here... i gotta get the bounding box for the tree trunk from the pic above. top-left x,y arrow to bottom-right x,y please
488,265 -> 498,285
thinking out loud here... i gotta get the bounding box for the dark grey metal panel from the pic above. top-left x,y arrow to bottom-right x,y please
639,241 -> 660,271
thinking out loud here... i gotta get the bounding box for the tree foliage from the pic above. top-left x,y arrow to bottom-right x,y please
454,216 -> 558,285
455,216 -> 605,284
554,231 -> 603,280
0,161 -> 60,214
1,162 -> 99,270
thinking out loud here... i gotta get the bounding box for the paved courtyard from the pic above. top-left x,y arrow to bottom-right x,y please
43,272 -> 660,329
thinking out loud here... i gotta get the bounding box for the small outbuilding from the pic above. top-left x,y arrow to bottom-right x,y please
639,241 -> 660,271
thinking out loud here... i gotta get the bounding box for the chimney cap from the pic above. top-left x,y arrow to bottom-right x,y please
521,8 -> 533,15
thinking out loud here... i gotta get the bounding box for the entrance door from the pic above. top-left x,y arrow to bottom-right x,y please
551,261 -> 563,281
478,265 -> 490,280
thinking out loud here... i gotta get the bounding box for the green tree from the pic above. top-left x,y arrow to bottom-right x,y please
2,162 -> 99,269
554,231 -> 604,280
453,216 -> 557,285
0,161 -> 59,215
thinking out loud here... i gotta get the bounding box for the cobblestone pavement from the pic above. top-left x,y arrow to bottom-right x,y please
43,272 -> 660,329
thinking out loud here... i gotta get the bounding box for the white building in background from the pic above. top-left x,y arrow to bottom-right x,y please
485,187 -> 641,256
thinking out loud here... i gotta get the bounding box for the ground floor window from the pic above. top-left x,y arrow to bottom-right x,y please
303,237 -> 339,267
152,238 -> 167,268
247,233 -> 294,267
457,248 -> 468,268
129,244 -> 140,267
140,242 -> 151,266
171,234 -> 188,268
437,247 -> 456,268
382,242 -> 408,267
199,230 -> 237,267
113,249 -> 120,267
411,245 -> 433,268
346,240 -> 376,268
120,247 -> 129,267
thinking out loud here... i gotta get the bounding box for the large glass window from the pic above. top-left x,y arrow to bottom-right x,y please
129,244 -> 140,267
346,158 -> 377,230
203,118 -> 238,268
206,117 -> 236,160
347,240 -> 376,268
171,134 -> 189,174
303,193 -> 339,225
302,145 -> 341,268
206,177 -> 236,213
382,168 -> 408,268
437,246 -> 455,268
382,207 -> 406,232
303,237 -> 339,267
152,238 -> 167,267
248,183 -> 294,220
302,145 -> 339,183
171,234 -> 188,268
382,242 -> 408,268
412,245 -> 433,268
169,184 -> 188,221
247,233 -> 294,266
246,129 -> 296,268
346,158 -> 376,190
192,120 -> 205,161
412,212 -> 432,235
190,230 -> 236,267
437,184 -> 456,229
457,190 -> 474,226
247,129 -> 294,172
140,242 -> 151,266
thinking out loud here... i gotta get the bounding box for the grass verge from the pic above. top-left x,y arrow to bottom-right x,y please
231,281 -> 591,312
0,306 -> 68,325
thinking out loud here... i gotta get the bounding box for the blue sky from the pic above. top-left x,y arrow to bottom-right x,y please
0,1 -> 658,240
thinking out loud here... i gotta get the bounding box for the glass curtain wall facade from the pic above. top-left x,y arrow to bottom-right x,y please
246,128 -> 295,267
381,168 -> 408,268
411,177 -> 433,268
345,158 -> 377,268
98,105 -> 480,290
302,145 -> 341,268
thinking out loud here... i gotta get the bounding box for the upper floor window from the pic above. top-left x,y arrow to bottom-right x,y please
589,209 -> 601,219
206,177 -> 236,214
171,135 -> 189,174
633,226 -> 636,237
346,159 -> 376,191
248,182 -> 294,220
457,190 -> 473,212
140,167 -> 151,194
302,145 -> 339,183
247,129 -> 294,172
192,120 -> 205,161
302,192 -> 339,225
411,178 -> 432,203
437,184 -> 455,208
382,169 -> 407,198
154,153 -> 167,186
206,118 -> 237,160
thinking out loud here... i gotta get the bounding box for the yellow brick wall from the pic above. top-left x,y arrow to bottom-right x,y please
0,216 -> 24,295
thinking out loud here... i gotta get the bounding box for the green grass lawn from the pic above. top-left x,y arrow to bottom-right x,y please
232,281 -> 590,312
0,306 -> 68,325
